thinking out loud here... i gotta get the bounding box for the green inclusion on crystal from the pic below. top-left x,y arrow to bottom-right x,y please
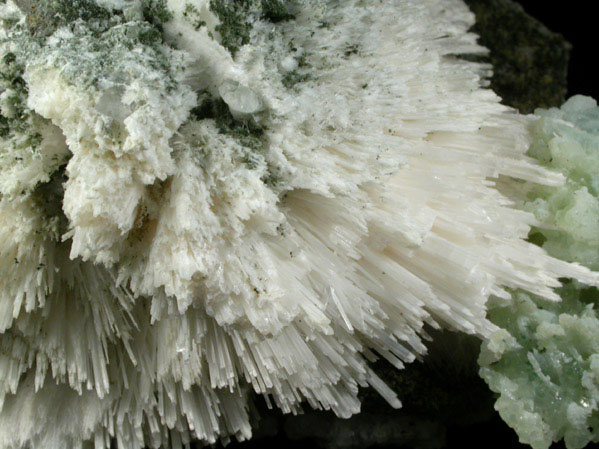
209,0 -> 295,54
14,0 -> 111,37
4,0 -> 180,94
142,0 -> 173,27
209,0 -> 255,54
29,20 -> 174,91
191,94 -> 279,184
191,96 -> 264,151
182,3 -> 206,30
0,46 -> 44,166
0,51 -> 30,138
261,0 -> 295,23
281,70 -> 311,89
30,164 -> 69,237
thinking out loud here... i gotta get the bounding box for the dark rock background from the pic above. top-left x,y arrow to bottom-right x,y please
464,0 -> 570,113
513,0 -> 598,103
213,1 -> 596,449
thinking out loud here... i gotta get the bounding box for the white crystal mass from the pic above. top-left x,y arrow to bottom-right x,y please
0,0 -> 596,448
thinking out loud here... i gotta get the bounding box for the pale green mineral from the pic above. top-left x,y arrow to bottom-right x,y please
480,96 -> 599,449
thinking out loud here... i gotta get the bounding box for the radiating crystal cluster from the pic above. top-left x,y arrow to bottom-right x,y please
0,1 -> 597,448
480,97 -> 599,449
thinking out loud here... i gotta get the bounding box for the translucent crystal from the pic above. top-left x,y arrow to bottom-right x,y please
480,97 -> 599,449
2,1 -> 598,448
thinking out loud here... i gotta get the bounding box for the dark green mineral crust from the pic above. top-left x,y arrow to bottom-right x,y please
31,164 -> 69,237
191,95 -> 268,170
209,0 -> 295,54
209,0 -> 254,54
463,0 -> 571,114
13,0 -> 111,36
260,0 -> 294,23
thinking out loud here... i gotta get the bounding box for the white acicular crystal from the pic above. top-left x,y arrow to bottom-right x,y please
0,0 -> 596,448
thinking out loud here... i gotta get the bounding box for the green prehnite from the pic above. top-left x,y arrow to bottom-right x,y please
480,96 -> 599,449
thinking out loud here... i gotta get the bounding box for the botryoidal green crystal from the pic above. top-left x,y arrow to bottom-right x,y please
479,96 -> 599,449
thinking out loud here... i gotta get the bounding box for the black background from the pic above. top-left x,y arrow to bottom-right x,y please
515,0 -> 598,101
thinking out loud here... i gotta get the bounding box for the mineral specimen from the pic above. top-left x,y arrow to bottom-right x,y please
480,96 -> 599,449
0,1 -> 597,448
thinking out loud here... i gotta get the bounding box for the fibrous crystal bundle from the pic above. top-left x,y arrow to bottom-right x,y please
0,1 -> 597,448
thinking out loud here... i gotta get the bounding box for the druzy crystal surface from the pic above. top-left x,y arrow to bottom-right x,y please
480,97 -> 599,449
